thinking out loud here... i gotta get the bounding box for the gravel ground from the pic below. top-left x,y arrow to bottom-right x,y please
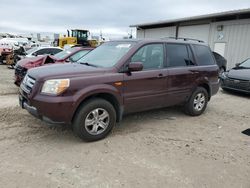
0,65 -> 249,188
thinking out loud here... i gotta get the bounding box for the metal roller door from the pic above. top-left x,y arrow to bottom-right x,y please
178,24 -> 210,43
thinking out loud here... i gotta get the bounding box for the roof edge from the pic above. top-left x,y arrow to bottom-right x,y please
130,8 -> 250,28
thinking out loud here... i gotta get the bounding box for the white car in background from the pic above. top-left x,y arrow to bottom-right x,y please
24,46 -> 63,58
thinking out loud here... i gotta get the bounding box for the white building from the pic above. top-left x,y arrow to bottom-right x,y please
130,8 -> 250,68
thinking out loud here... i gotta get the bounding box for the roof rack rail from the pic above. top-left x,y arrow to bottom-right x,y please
162,37 -> 205,43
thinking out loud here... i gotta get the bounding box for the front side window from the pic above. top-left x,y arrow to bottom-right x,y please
166,44 -> 194,67
131,44 -> 164,70
78,42 -> 135,67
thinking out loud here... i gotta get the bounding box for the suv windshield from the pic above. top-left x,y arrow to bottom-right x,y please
239,58 -> 250,68
54,48 -> 75,59
77,41 -> 135,67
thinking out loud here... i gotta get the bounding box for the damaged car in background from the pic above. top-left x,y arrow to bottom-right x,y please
212,51 -> 227,75
221,58 -> 250,94
14,47 -> 93,86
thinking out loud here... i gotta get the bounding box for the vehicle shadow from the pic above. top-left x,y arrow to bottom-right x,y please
36,106 -> 186,143
111,106 -> 186,136
241,128 -> 250,136
221,89 -> 250,99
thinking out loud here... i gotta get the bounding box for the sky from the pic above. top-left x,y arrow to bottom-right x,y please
0,0 -> 250,39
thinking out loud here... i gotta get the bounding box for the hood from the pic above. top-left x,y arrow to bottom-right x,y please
16,55 -> 56,69
228,68 -> 250,80
27,63 -> 107,81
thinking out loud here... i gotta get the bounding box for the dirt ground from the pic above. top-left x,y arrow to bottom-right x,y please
0,65 -> 249,188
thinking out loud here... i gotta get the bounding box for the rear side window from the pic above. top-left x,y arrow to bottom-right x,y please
193,45 -> 215,66
35,49 -> 47,55
49,48 -> 62,55
166,44 -> 195,67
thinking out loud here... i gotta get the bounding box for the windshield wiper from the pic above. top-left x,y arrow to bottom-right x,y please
79,62 -> 98,67
235,66 -> 250,69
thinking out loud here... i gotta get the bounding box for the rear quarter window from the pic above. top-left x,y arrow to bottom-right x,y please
193,45 -> 215,66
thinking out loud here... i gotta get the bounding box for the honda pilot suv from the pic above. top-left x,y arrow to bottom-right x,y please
19,39 -> 219,141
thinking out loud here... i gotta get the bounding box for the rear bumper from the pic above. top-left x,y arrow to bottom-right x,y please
210,79 -> 220,97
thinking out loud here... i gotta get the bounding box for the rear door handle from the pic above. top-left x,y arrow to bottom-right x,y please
157,73 -> 164,78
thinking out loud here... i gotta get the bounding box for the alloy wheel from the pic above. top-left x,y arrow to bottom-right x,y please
84,108 -> 110,135
193,93 -> 206,111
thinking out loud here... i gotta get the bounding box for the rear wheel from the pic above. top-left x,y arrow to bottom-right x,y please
184,87 -> 208,116
73,98 -> 116,141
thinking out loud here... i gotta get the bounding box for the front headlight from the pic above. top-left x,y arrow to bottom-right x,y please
41,79 -> 70,95
220,71 -> 228,79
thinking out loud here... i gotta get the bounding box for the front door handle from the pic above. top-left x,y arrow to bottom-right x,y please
157,73 -> 164,78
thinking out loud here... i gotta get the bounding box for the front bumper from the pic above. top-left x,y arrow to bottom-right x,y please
19,87 -> 75,124
221,78 -> 250,94
19,94 -> 66,124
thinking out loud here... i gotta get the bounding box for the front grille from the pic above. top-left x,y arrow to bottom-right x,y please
15,65 -> 27,77
224,78 -> 250,90
20,74 -> 36,94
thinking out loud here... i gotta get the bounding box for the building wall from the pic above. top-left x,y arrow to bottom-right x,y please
136,18 -> 250,68
209,19 -> 250,68
178,24 -> 210,43
136,26 -> 176,39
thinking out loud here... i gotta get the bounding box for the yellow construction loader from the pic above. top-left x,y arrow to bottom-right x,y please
58,29 -> 98,48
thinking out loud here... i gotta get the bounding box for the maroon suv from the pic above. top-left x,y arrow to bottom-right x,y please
19,39 -> 219,141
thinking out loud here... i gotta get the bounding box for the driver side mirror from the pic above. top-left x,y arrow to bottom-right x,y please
33,52 -> 37,56
235,63 -> 241,67
128,62 -> 143,72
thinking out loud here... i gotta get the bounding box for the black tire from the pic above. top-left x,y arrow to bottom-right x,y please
72,98 -> 116,141
184,87 -> 208,116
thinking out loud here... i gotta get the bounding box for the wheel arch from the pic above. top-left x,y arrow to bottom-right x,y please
197,83 -> 211,101
71,88 -> 123,123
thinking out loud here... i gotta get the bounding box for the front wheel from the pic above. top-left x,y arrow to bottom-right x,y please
184,87 -> 208,116
73,98 -> 116,141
